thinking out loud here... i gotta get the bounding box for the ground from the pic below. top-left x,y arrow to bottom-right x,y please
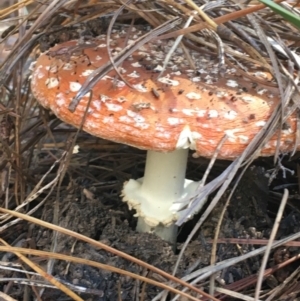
1,143 -> 299,300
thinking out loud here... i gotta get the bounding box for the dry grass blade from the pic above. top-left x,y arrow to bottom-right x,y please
172,135 -> 229,279
158,0 -> 287,40
105,0 -> 137,90
254,189 -> 289,300
0,291 -> 17,301
184,0 -> 217,29
209,140 -> 239,297
158,14 -> 196,77
207,238 -> 300,247
215,287 -> 263,301
44,135 -> 78,294
0,0 -> 33,18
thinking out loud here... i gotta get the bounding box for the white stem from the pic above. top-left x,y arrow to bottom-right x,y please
123,149 -> 199,244
138,149 -> 189,222
136,150 -> 189,243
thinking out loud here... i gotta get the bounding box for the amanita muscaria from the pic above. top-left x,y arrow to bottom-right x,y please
31,28 -> 298,243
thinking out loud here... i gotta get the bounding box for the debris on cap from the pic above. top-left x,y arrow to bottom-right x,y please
31,29 -> 298,159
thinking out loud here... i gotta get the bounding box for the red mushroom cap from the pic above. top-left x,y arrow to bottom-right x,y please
31,29 -> 298,159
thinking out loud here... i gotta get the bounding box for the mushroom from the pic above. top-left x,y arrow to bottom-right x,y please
31,29 -> 298,244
